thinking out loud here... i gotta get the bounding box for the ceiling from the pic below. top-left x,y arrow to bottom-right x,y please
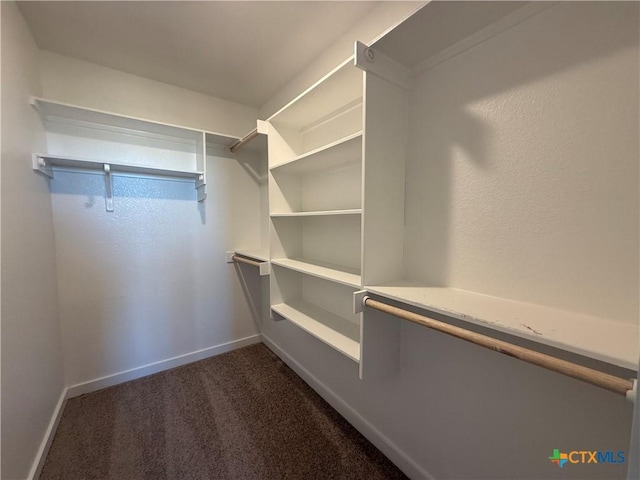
17,1 -> 379,109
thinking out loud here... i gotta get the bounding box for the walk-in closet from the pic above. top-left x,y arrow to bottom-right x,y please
2,2 -> 639,479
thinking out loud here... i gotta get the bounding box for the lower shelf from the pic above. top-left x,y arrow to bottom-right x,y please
366,281 -> 639,371
271,300 -> 360,362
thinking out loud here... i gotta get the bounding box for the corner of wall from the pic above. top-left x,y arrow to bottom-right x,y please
1,2 -> 65,478
258,1 -> 424,120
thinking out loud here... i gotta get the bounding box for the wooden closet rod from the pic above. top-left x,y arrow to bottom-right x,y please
229,128 -> 259,153
362,297 -> 636,397
232,255 -> 262,267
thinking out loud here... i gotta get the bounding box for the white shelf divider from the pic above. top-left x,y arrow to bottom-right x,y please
272,300 -> 360,362
366,281 -> 639,371
271,258 -> 361,288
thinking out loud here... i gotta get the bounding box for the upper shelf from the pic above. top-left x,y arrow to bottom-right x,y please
365,281 -> 639,371
31,97 -> 239,147
270,132 -> 362,173
267,57 -> 363,131
372,2 -> 550,72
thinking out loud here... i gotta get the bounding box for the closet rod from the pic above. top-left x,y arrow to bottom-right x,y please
232,255 -> 262,267
229,128 -> 258,153
362,296 -> 636,398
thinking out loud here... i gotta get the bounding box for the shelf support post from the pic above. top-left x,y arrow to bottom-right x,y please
104,164 -> 114,212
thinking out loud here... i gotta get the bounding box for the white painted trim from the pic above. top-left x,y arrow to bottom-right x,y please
67,334 -> 262,398
28,388 -> 68,480
262,334 -> 434,480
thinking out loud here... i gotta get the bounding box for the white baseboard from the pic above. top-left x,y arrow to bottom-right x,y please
262,334 -> 434,480
66,334 -> 262,398
28,388 -> 68,480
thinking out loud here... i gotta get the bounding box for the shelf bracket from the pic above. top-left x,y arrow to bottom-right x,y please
104,164 -> 114,212
195,174 -> 206,202
353,290 -> 367,314
354,41 -> 411,90
32,154 -> 53,178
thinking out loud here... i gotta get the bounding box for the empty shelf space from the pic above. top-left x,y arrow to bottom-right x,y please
365,282 -> 639,370
234,249 -> 269,262
270,132 -> 362,173
267,58 -> 362,131
33,154 -> 203,180
32,97 -> 238,147
272,300 -> 360,362
271,209 -> 361,217
271,258 -> 361,288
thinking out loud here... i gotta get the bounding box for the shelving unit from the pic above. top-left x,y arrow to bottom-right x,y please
267,56 -> 365,363
31,96 -> 240,209
355,1 -> 639,372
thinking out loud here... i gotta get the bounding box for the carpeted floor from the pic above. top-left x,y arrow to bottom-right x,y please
40,343 -> 407,480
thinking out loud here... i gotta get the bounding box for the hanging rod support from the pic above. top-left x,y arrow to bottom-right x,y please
229,128 -> 258,153
104,164 -> 114,212
362,296 -> 636,399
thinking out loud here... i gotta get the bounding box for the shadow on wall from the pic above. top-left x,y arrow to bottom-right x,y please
404,2 -> 639,317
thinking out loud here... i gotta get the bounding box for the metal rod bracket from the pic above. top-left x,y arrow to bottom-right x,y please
32,154 -> 53,178
104,164 -> 114,212
353,291 -> 368,314
195,174 -> 206,202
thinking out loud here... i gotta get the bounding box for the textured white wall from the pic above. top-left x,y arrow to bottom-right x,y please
39,54 -> 265,387
404,2 -> 639,325
0,2 -> 65,478
263,4 -> 637,479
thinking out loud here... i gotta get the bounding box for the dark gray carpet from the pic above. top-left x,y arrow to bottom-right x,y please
40,343 -> 407,480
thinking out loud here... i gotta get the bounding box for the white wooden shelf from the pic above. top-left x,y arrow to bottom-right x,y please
31,96 -> 244,210
271,258 -> 361,288
270,132 -> 362,173
366,281 -> 639,371
270,209 -> 361,218
267,58 -> 363,131
272,300 -> 360,362
233,249 -> 269,263
31,96 -> 238,147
